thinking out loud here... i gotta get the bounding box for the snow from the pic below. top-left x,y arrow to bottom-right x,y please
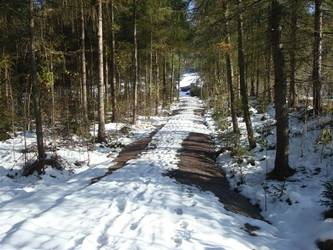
179,73 -> 200,88
2,92 -> 295,250
0,71 -> 331,249
216,100 -> 333,250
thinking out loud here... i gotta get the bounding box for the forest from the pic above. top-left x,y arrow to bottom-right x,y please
0,0 -> 332,249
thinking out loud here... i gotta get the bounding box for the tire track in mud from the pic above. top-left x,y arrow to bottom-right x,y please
91,125 -> 164,184
167,108 -> 264,221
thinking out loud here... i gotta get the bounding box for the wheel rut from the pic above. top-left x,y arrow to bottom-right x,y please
91,125 -> 164,184
166,112 -> 264,220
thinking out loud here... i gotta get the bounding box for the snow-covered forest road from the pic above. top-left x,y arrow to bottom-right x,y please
0,96 -> 296,250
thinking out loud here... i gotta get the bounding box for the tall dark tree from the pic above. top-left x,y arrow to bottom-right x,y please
132,0 -> 138,124
288,0 -> 298,108
110,0 -> 117,122
97,0 -> 106,142
81,0 -> 88,124
236,0 -> 256,149
312,0 -> 323,115
29,0 -> 45,161
268,0 -> 295,180
223,1 -> 239,135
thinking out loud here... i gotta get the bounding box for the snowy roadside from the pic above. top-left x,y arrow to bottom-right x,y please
1,95 -> 296,250
215,102 -> 333,249
0,114 -> 168,203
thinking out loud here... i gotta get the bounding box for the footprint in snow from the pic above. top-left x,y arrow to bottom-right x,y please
116,198 -> 126,212
135,191 -> 145,201
97,234 -> 109,245
174,208 -> 183,215
172,237 -> 182,247
130,222 -> 139,230
180,221 -> 189,229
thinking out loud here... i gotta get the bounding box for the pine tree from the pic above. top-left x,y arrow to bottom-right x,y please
97,0 -> 106,142
268,0 -> 295,180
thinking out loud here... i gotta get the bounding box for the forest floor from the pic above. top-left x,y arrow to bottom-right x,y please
0,74 -> 332,250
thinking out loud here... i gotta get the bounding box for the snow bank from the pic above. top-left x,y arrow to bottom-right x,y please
216,102 -> 333,249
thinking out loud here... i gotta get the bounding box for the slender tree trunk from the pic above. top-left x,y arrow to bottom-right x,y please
288,0 -> 298,108
110,0 -> 117,122
50,56 -> 55,131
224,3 -> 239,135
256,65 -> 260,97
266,4 -> 273,103
116,65 -> 121,99
148,30 -> 153,114
29,0 -> 45,160
97,0 -> 106,142
81,0 -> 88,124
162,56 -> 167,107
250,74 -> 255,96
312,0 -> 322,115
4,61 -> 10,110
177,53 -> 181,101
170,53 -> 174,103
269,0 -> 295,180
144,62 -> 148,114
105,53 -> 109,112
236,0 -> 256,149
155,51 -> 159,115
3,50 -> 10,110
132,0 -> 138,124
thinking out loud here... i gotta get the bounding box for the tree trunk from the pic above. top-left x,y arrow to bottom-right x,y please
132,0 -> 138,124
250,74 -> 255,96
224,3 -> 239,135
170,53 -> 174,103
162,56 -> 167,108
266,4 -> 273,103
177,52 -> 181,101
155,51 -> 159,115
256,56 -> 260,97
236,0 -> 256,149
97,0 -> 106,142
288,0 -> 298,108
148,30 -> 153,114
29,0 -> 45,160
81,0 -> 88,124
110,0 -> 117,122
105,53 -> 109,112
312,0 -> 322,115
269,0 -> 295,180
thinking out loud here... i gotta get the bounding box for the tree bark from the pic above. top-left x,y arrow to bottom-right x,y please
269,0 -> 295,180
224,2 -> 239,135
312,0 -> 322,115
256,58 -> 260,97
105,53 -> 109,112
170,53 -> 174,104
288,0 -> 298,108
110,0 -> 117,122
132,0 -> 138,124
155,51 -> 159,115
177,52 -> 181,101
81,0 -> 88,124
266,4 -> 273,103
236,0 -> 256,149
148,30 -> 153,113
97,0 -> 106,142
162,56 -> 167,107
29,0 -> 45,160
